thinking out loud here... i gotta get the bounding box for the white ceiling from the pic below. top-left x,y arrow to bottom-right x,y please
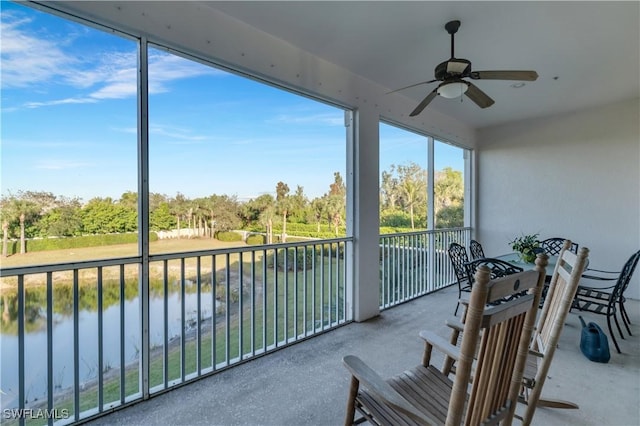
205,1 -> 639,129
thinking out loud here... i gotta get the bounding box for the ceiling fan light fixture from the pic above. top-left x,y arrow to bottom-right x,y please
437,81 -> 468,99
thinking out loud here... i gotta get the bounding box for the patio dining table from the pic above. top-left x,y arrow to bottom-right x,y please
496,252 -> 558,277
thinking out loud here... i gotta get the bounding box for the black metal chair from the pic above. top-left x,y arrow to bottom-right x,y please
464,258 -> 525,306
460,257 -> 526,310
469,239 -> 485,260
448,242 -> 472,315
572,249 -> 640,353
541,237 -> 578,255
464,257 -> 524,282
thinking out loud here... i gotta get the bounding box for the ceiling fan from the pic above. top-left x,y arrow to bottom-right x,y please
391,20 -> 538,117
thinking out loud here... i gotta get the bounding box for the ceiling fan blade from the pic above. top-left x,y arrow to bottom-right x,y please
387,79 -> 438,95
470,70 -> 538,81
465,82 -> 495,108
409,89 -> 438,116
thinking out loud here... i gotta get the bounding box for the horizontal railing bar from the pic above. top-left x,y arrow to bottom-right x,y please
0,256 -> 141,276
148,237 -> 352,261
380,226 -> 471,239
0,238 -> 353,277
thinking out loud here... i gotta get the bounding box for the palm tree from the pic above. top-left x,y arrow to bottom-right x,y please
170,193 -> 188,239
381,167 -> 400,210
325,172 -> 346,236
2,220 -> 8,257
19,213 -> 26,254
259,206 -> 276,244
1,194 -> 40,255
310,198 -> 326,233
397,163 -> 427,230
276,181 -> 290,243
399,179 -> 426,229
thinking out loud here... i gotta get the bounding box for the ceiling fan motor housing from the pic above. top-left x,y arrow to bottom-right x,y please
435,58 -> 471,80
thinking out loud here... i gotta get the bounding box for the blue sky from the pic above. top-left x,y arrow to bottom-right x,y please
1,2 -> 463,203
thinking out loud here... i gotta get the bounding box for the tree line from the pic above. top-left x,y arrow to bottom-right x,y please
1,164 -> 463,256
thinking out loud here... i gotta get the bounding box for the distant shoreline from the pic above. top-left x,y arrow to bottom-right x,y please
0,238 -> 249,291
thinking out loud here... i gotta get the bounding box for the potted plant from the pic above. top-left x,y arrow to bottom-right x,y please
510,233 -> 542,263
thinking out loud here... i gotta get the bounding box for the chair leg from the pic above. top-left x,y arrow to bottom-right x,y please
442,328 -> 460,376
621,299 -> 631,324
620,300 -> 632,335
613,311 -> 625,340
607,314 -> 622,354
344,376 -> 359,426
621,304 -> 631,326
454,288 -> 462,316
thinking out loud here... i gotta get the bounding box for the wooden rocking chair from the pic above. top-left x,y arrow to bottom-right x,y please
342,263 -> 545,426
444,241 -> 589,425
519,240 -> 589,425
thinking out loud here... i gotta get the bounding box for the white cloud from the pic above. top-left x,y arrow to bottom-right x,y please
90,81 -> 137,100
1,9 -> 226,109
0,12 -> 79,89
24,97 -> 98,108
150,124 -> 209,143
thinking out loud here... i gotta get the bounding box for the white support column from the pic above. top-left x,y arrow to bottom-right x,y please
427,137 -> 435,230
427,136 -> 436,289
138,37 -> 150,400
352,106 -> 380,322
464,148 -> 475,230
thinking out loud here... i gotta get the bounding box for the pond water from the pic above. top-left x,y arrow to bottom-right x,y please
0,288 -> 220,409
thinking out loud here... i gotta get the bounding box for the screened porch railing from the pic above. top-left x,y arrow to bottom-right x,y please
379,227 -> 471,309
0,238 -> 350,425
0,228 -> 469,425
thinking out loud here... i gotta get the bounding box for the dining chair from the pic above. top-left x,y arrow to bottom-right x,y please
464,257 -> 524,282
541,237 -> 578,255
469,239 -> 485,260
447,242 -> 471,315
343,265 -> 545,426
572,249 -> 640,353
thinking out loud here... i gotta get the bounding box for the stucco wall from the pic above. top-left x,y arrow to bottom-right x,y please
477,98 -> 640,299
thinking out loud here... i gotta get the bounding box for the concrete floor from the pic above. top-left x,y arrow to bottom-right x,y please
85,285 -> 640,426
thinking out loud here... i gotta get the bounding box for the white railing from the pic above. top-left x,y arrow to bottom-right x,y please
379,227 -> 471,309
0,238 -> 350,425
0,228 -> 470,425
